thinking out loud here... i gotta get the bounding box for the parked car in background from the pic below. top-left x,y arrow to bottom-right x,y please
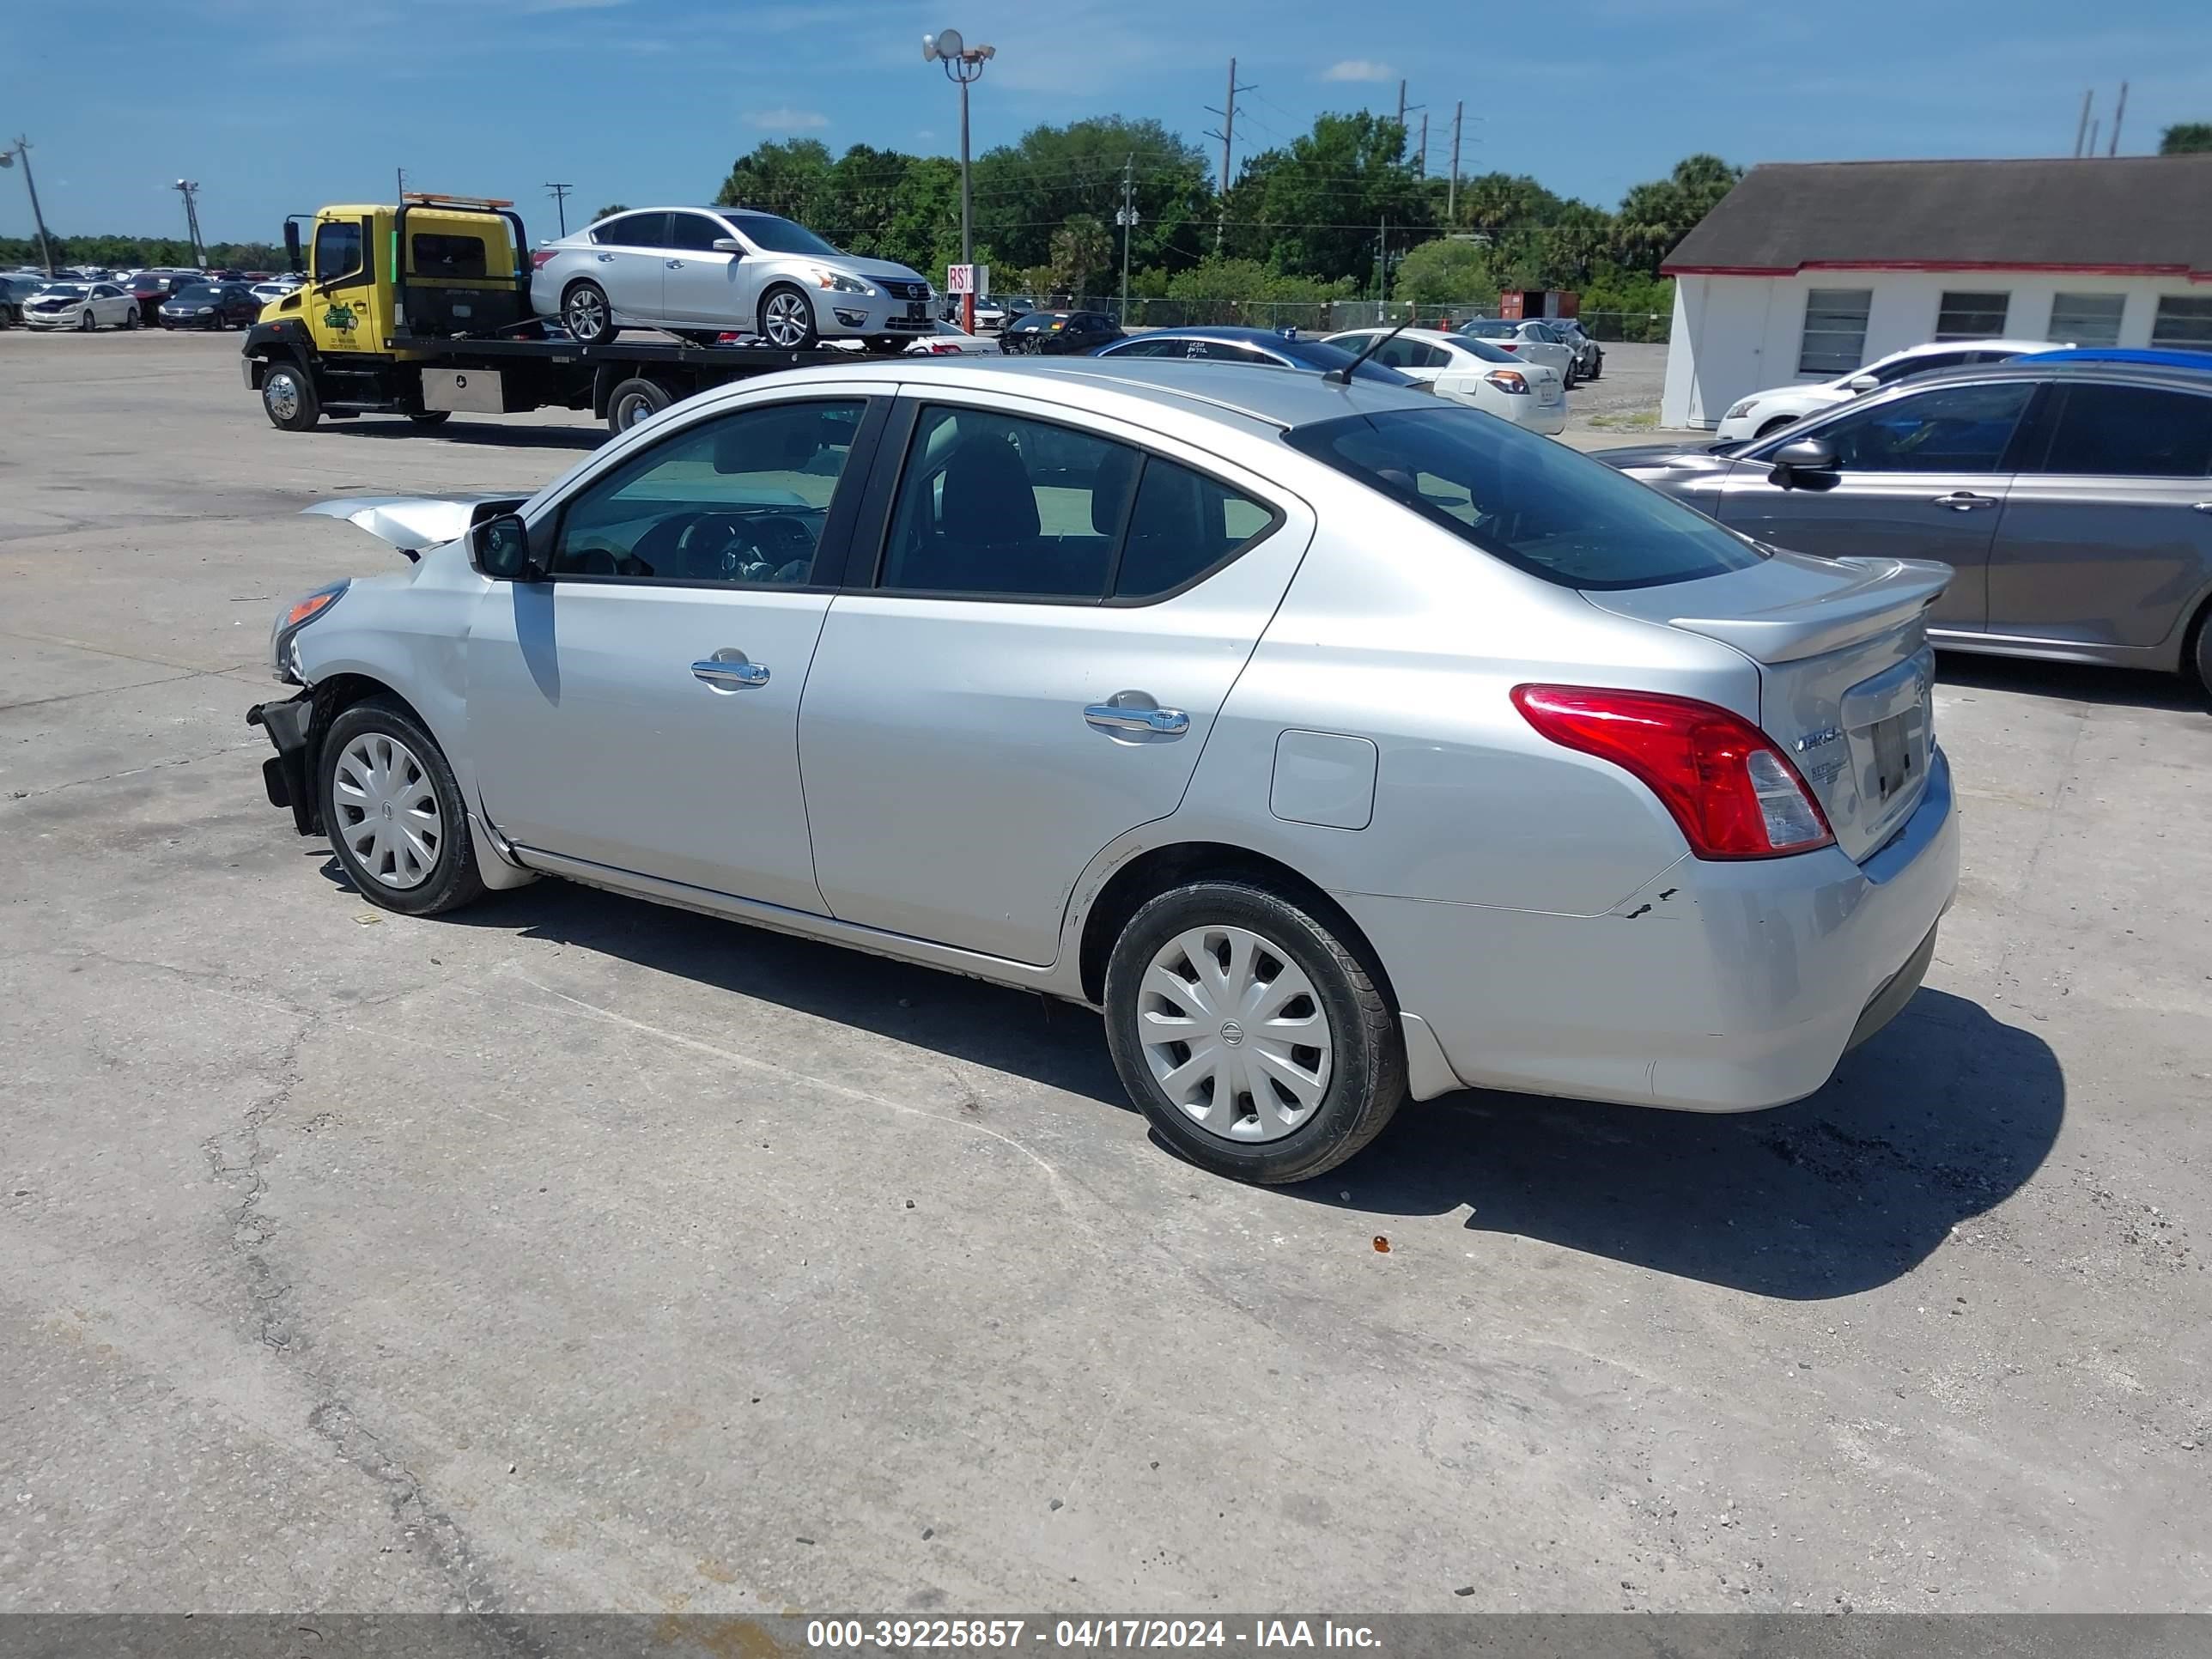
1454,318 -> 1580,385
21,282 -> 142,331
247,357 -> 1957,1185
1548,318 -> 1605,382
972,296 -> 1027,331
998,309 -> 1125,354
251,281 -> 294,306
1598,359 -> 2212,693
0,272 -> 44,327
905,320 -> 1001,356
1322,326 -> 1566,432
160,282 -> 264,330
1093,325 -> 1414,386
1714,338 -> 2063,442
530,206 -> 936,350
119,270 -> 210,325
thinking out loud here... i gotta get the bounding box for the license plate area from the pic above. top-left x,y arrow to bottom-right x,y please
1869,711 -> 1914,803
905,301 -> 926,320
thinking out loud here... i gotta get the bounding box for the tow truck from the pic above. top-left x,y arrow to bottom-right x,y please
240,193 -> 873,435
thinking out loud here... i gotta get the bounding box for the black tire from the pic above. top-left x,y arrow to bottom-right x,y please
562,280 -> 617,345
123,307 -> 141,330
1588,352 -> 1603,381
78,309 -> 95,332
319,696 -> 486,919
757,283 -> 818,349
407,410 -> 453,428
2189,603 -> 2212,701
1756,414 -> 1800,439
1562,364 -> 1578,391
259,360 -> 320,431
605,375 -> 673,434
1103,880 -> 1407,1185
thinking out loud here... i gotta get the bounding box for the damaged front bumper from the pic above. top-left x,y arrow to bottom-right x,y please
247,690 -> 318,836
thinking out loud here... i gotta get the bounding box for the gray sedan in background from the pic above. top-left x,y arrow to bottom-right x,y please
248,359 -> 1956,1185
530,206 -> 936,350
1600,359 -> 2212,694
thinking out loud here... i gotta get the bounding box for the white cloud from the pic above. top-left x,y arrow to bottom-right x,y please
1321,58 -> 1393,82
747,107 -> 830,130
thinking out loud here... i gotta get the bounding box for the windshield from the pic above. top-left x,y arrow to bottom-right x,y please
1458,319 -> 1516,337
731,212 -> 842,258
175,285 -> 220,302
1285,407 -> 1769,591
1449,335 -> 1518,363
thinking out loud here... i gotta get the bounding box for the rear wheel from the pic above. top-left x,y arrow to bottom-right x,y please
407,410 -> 452,428
319,698 -> 486,918
259,361 -> 320,432
1103,880 -> 1406,1185
2190,603 -> 2212,700
562,280 -> 617,345
605,375 -> 674,433
123,307 -> 141,330
757,283 -> 817,349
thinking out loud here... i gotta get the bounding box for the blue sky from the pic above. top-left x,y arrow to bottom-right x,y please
5,0 -> 2209,246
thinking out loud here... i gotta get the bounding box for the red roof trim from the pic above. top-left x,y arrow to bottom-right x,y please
1663,258 -> 2212,281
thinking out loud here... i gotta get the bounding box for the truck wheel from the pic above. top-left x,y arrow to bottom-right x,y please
757,284 -> 817,349
260,362 -> 320,432
562,281 -> 617,345
408,410 -> 452,428
605,377 -> 673,434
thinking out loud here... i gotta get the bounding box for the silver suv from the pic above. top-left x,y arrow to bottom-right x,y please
530,207 -> 935,350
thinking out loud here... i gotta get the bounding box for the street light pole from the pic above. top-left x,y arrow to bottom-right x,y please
924,28 -> 994,331
0,136 -> 57,276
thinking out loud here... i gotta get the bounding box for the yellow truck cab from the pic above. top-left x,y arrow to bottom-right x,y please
242,191 -> 858,435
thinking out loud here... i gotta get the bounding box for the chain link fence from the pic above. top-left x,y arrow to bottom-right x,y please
1002,295 -> 1668,343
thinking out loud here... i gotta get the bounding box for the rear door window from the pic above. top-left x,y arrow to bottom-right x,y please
2028,383 -> 2212,477
1113,459 -> 1277,599
1286,406 -> 1767,591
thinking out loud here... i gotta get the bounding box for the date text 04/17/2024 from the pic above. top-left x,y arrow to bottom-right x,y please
803,1621 -> 1382,1650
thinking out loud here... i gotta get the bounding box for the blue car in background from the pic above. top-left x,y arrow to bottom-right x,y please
2017,347 -> 2212,372
1091,325 -> 1419,387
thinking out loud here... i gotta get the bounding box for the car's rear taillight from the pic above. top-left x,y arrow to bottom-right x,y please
1484,368 -> 1529,394
1510,684 -> 1833,860
531,249 -> 556,270
1498,341 -> 1519,350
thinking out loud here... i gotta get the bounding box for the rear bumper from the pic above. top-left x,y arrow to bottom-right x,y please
1349,745 -> 1961,1110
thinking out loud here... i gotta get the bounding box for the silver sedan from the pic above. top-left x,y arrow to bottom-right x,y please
248,359 -> 1959,1184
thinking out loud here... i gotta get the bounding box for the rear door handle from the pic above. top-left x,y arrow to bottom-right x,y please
1085,703 -> 1188,737
595,252 -> 614,262
693,659 -> 769,690
1929,491 -> 1999,511
666,260 -> 684,269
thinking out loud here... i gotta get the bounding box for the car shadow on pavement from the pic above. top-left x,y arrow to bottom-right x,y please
1937,650 -> 2206,713
1279,988 -> 2063,1300
395,870 -> 2060,1301
324,422 -> 604,452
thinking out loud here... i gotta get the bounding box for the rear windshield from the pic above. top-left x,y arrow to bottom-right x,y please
174,285 -> 220,302
410,233 -> 489,278
1285,407 -> 1768,590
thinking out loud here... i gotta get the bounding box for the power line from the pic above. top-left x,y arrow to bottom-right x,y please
544,181 -> 574,238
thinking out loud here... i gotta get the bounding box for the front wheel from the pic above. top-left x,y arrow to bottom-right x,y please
562,280 -> 617,345
123,308 -> 141,330
79,310 -> 95,331
1755,414 -> 1800,439
757,283 -> 817,349
259,361 -> 321,431
2190,604 -> 2212,700
319,697 -> 487,918
1103,881 -> 1407,1185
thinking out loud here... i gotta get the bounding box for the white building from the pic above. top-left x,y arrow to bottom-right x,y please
1659,156 -> 2212,428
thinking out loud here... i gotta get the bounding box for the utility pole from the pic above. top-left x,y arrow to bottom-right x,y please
173,179 -> 204,268
1203,57 -> 1256,253
1116,153 -> 1137,324
1417,111 -> 1428,176
1447,101 -> 1462,225
1376,216 -> 1388,302
1396,79 -> 1407,131
0,136 -> 56,276
544,181 -> 573,237
2087,118 -> 2100,157
397,167 -> 407,198
2074,89 -> 2093,156
2108,82 -> 2128,155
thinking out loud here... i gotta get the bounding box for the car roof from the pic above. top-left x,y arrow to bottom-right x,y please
1137,325 -> 1304,342
1843,358 -> 2212,398
2018,346 -> 2212,371
1873,337 -> 2061,362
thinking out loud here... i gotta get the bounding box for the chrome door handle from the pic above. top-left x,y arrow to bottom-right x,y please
666,259 -> 684,269
1929,491 -> 1998,511
595,252 -> 614,262
1085,703 -> 1188,736
2193,501 -> 2212,514
693,659 -> 769,689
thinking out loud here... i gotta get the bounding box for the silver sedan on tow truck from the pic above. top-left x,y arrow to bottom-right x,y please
247,356 -> 1958,1184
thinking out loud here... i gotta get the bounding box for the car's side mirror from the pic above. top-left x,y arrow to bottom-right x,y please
1844,373 -> 1879,393
471,514 -> 545,581
1769,437 -> 1839,485
283,221 -> 304,275
711,239 -> 745,257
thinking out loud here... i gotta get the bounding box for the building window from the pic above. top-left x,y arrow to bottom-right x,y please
1797,289 -> 1872,375
2150,295 -> 2212,354
1935,290 -> 2010,340
2048,292 -> 2124,348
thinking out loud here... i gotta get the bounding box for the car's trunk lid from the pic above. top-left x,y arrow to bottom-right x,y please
1583,550 -> 1950,863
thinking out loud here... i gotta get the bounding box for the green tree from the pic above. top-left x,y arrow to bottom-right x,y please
1225,112 -> 1433,285
1048,215 -> 1112,295
971,118 -> 1212,277
2160,123 -> 2212,155
1392,237 -> 1498,308
592,203 -> 629,222
1613,154 -> 1741,273
715,139 -> 836,226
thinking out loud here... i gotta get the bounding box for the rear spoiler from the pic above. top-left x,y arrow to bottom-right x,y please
1635,556 -> 1952,665
301,495 -> 527,562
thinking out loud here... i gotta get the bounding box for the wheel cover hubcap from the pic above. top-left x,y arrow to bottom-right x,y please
332,732 -> 441,891
764,293 -> 807,345
1138,925 -> 1334,1143
266,374 -> 299,421
568,289 -> 605,333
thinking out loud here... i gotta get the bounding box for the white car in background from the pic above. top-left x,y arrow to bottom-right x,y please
1324,327 -> 1567,434
1454,319 -> 1580,384
905,320 -> 1001,356
1714,337 -> 2065,442
21,282 -> 142,331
